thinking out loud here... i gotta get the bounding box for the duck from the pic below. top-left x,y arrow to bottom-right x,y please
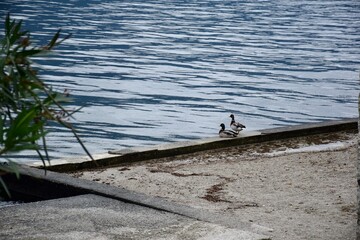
229,114 -> 246,133
219,123 -> 238,138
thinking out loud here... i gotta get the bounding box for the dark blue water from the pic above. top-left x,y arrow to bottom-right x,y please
1,0 -> 359,162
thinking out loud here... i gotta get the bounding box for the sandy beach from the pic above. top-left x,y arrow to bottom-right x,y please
71,130 -> 358,240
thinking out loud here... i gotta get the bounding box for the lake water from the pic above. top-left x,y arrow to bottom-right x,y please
1,0 -> 359,163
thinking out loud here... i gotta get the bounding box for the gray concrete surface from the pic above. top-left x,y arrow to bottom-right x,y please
0,194 -> 269,240
2,165 -> 274,239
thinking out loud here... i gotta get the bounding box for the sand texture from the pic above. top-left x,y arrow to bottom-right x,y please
71,130 -> 358,240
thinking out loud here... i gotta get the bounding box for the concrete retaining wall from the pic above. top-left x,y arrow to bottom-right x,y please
43,118 -> 357,173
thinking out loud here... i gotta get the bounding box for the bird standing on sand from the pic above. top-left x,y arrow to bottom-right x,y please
219,123 -> 238,138
229,114 -> 246,133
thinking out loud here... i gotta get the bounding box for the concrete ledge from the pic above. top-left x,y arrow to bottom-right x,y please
39,118 -> 357,172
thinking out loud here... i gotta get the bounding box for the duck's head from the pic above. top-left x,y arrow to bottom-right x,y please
220,123 -> 225,129
230,114 -> 235,119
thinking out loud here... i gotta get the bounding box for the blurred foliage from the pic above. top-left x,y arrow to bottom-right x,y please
0,13 -> 93,197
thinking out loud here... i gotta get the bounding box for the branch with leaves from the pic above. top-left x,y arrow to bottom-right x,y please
0,13 -> 93,197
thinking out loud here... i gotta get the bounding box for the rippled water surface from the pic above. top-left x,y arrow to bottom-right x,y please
1,0 -> 359,162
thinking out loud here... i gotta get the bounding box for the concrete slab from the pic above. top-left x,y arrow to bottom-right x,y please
0,194 -> 269,240
2,165 -> 274,237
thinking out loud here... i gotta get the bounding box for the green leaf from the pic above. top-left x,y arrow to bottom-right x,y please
48,30 -> 60,49
9,21 -> 23,45
0,159 -> 20,198
15,49 -> 42,58
4,107 -> 40,149
0,177 -> 11,198
0,116 -> 4,143
5,13 -> 10,33
10,143 -> 39,152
